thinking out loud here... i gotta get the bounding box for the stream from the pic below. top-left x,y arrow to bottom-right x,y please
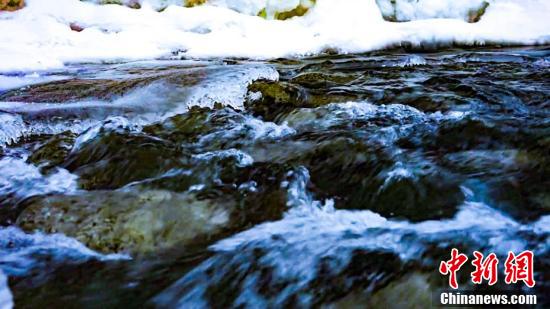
0,46 -> 548,307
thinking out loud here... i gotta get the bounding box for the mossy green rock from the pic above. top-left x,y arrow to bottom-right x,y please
64,131 -> 185,190
27,131 -> 76,171
246,80 -> 356,121
17,190 -> 233,255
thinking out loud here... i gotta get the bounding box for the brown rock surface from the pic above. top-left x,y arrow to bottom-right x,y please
0,0 -> 24,11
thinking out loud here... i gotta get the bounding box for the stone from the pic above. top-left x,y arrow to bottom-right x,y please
17,190 -> 234,255
0,0 -> 24,11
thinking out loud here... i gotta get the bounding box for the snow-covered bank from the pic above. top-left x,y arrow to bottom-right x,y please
0,0 -> 549,72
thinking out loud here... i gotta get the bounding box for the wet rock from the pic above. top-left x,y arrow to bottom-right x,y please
156,247 -> 404,308
441,150 -> 525,177
291,137 -> 463,221
246,80 -> 309,121
309,250 -> 404,306
0,0 -> 24,11
27,131 -> 76,172
0,78 -> 152,103
132,160 -> 291,229
224,162 -> 291,228
17,190 -> 233,255
246,80 -> 355,121
64,131 -> 185,190
143,106 -> 233,144
15,160 -> 292,256
0,68 -> 203,103
373,164 -> 464,221
290,72 -> 357,89
399,117 -> 508,153
329,273 -> 433,308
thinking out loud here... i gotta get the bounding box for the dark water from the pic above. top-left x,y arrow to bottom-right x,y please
0,47 -> 548,308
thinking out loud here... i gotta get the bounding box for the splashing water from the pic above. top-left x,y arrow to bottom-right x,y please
0,47 -> 548,306
0,269 -> 13,309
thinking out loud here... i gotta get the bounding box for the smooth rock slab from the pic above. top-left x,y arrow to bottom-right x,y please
17,190 -> 233,255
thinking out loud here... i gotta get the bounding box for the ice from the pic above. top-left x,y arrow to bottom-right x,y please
0,109 -> 101,148
0,0 -> 548,72
0,113 -> 26,147
184,65 -> 279,110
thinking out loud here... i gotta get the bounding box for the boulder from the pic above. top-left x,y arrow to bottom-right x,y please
17,190 -> 234,255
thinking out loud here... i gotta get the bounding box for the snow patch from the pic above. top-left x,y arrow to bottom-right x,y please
0,0 -> 548,72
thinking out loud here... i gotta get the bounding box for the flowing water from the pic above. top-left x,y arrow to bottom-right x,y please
0,46 -> 549,307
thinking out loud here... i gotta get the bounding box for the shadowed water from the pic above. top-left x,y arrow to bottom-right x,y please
0,46 -> 548,308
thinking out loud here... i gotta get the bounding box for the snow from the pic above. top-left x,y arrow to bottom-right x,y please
0,0 -> 549,72
376,0 -> 490,21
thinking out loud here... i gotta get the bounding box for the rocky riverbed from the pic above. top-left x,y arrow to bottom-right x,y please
0,46 -> 549,307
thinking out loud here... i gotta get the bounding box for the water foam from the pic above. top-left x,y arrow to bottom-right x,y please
0,157 -> 78,201
212,167 -> 535,257
198,114 -> 295,146
157,165 -> 547,307
0,270 -> 12,309
193,149 -> 254,167
0,226 -> 128,277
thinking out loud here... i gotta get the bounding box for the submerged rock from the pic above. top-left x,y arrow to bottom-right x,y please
64,130 -> 185,190
27,131 -> 76,172
246,80 -> 356,121
0,78 -> 152,103
155,249 -> 405,307
17,190 -> 233,255
16,159 -> 292,255
287,137 -> 463,221
330,273 -> 434,308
